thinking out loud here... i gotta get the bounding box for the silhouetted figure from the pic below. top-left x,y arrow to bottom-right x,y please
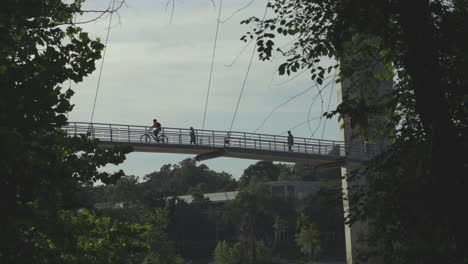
224,132 -> 230,146
287,130 -> 294,152
189,127 -> 196,144
151,119 -> 161,142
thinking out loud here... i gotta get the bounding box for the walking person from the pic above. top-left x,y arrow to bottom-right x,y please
189,127 -> 197,144
287,130 -> 294,152
224,132 -> 230,146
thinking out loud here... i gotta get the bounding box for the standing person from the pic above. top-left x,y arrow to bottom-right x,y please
189,127 -> 197,144
287,130 -> 294,152
151,119 -> 162,142
224,132 -> 230,146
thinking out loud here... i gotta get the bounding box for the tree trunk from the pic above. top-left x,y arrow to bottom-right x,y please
398,0 -> 468,261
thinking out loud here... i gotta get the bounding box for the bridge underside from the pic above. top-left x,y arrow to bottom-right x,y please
106,142 -> 344,167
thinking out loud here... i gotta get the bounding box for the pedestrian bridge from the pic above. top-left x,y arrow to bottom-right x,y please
64,122 -> 375,166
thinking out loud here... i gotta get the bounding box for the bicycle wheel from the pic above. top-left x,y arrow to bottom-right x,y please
159,134 -> 168,144
140,134 -> 151,144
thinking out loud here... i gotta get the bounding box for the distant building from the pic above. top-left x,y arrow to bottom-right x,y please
175,181 -> 320,206
265,180 -> 320,200
175,191 -> 238,204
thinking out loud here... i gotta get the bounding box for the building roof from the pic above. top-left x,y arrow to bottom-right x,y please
176,191 -> 238,203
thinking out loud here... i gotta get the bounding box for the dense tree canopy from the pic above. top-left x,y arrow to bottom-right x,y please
0,1 -> 137,262
238,161 -> 295,188
243,0 -> 468,263
143,158 -> 238,196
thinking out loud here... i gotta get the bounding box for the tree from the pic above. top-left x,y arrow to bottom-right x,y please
221,183 -> 297,263
295,214 -> 321,263
302,179 -> 345,259
243,0 -> 468,262
110,175 -> 141,208
143,158 -> 237,195
14,209 -> 151,264
214,241 -> 236,264
238,161 -> 282,188
144,207 -> 186,264
57,209 -> 151,264
213,240 -> 273,264
0,0 -> 131,261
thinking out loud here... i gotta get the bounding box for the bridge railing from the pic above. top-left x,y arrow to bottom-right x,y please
63,122 -> 377,159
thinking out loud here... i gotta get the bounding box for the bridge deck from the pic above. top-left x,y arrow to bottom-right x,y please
64,122 -> 374,165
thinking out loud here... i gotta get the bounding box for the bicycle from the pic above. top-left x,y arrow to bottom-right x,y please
140,129 -> 168,144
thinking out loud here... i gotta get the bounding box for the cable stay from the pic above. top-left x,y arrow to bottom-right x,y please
308,80 -> 324,137
228,1 -> 269,134
89,0 -> 117,129
201,0 -> 223,131
320,72 -> 337,140
253,75 -> 337,133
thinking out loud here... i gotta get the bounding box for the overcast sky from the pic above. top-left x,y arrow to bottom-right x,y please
68,0 -> 340,179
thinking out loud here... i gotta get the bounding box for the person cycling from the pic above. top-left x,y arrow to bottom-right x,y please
151,119 -> 162,141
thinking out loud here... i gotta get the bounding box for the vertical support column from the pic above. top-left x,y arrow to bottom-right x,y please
336,71 -> 366,264
337,56 -> 391,264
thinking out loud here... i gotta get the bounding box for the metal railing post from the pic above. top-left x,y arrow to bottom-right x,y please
128,125 -> 131,143
304,138 -> 307,153
179,129 -> 182,144
259,134 -> 262,149
212,131 -> 215,147
273,136 -> 276,151
74,122 -> 77,136
109,124 -> 113,142
244,133 -> 246,148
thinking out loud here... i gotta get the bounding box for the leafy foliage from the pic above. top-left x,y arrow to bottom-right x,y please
213,240 -> 273,264
214,241 -> 236,264
220,183 -> 297,263
0,0 -> 134,261
143,158 -> 237,196
242,0 -> 468,262
57,209 -> 151,264
295,214 -> 321,260
238,161 -> 295,188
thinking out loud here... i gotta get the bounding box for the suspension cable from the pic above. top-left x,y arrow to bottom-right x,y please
90,0 -> 116,124
253,75 -> 336,133
202,0 -> 223,130
228,1 -> 269,132
320,72 -> 337,140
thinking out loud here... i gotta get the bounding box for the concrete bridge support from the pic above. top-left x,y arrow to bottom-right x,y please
337,51 -> 392,263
